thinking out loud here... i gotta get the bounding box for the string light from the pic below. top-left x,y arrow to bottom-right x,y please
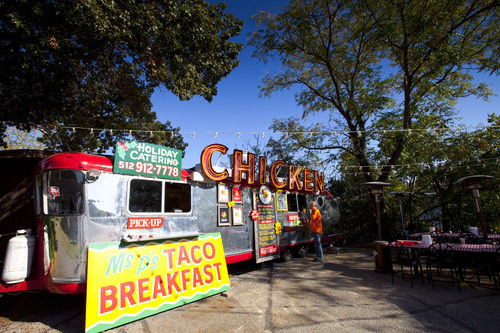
13,123 -> 496,139
7,122 -> 496,175
339,158 -> 498,175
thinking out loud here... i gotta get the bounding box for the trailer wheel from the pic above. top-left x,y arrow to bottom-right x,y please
281,249 -> 293,262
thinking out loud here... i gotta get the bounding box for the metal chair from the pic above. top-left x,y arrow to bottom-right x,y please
425,243 -> 461,291
459,232 -> 482,244
391,241 -> 424,288
431,231 -> 452,244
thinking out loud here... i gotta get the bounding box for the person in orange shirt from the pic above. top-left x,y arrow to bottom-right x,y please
309,201 -> 323,262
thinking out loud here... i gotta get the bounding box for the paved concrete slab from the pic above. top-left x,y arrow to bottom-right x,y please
1,248 -> 499,332
111,248 -> 500,333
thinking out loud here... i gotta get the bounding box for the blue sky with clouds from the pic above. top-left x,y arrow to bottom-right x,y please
152,0 -> 499,168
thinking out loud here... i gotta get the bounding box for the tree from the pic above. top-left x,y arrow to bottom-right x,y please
250,0 -> 498,241
251,0 -> 390,180
250,0 -> 498,182
0,0 -> 243,152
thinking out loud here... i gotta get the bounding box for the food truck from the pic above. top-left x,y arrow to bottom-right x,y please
0,142 -> 342,295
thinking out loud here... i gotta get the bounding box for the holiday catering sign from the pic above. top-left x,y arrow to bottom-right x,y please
113,141 -> 182,180
85,233 -> 230,333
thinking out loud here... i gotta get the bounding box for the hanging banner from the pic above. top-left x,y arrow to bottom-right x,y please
85,233 -> 230,333
113,141 -> 182,180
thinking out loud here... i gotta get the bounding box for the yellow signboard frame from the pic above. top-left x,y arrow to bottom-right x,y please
85,233 -> 230,333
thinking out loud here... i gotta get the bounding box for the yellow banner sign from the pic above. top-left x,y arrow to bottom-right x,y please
85,233 -> 230,333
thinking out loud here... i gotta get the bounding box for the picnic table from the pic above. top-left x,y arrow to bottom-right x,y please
409,232 -> 500,241
392,240 -> 499,253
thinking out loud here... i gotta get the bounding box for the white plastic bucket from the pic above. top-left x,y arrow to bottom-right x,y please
1,229 -> 36,284
469,226 -> 479,236
421,234 -> 432,245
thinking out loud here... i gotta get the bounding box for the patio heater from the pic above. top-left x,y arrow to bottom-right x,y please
361,181 -> 392,274
454,175 -> 494,239
391,191 -> 407,239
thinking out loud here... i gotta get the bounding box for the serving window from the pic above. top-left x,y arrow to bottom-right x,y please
128,179 -> 191,213
286,193 -> 308,213
164,182 -> 191,212
286,193 -> 298,212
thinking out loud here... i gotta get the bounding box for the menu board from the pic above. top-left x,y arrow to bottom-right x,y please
254,189 -> 280,263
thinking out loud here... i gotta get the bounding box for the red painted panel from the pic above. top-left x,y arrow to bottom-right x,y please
225,251 -> 253,264
35,153 -> 113,174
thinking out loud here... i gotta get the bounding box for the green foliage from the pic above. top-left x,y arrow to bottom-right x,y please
0,0 -> 243,152
375,116 -> 499,240
1,126 -> 46,150
266,118 -> 324,166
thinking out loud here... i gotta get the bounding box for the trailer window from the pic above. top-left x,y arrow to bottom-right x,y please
164,183 -> 191,213
46,170 -> 84,215
298,194 -> 308,213
286,193 -> 298,212
129,179 -> 162,212
128,179 -> 191,213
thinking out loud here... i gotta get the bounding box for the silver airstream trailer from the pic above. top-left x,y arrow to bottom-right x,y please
0,143 -> 342,294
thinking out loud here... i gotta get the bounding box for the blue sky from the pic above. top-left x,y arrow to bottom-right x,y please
152,0 -> 500,168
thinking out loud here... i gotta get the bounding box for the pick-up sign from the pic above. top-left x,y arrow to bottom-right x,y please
127,217 -> 163,229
